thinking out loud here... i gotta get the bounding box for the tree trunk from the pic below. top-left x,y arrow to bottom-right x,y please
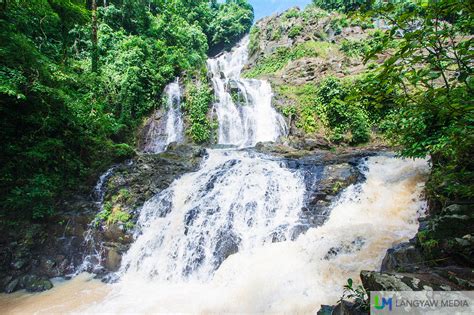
91,0 -> 98,73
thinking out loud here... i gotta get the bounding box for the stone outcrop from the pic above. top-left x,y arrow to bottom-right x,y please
381,242 -> 423,272
360,269 -> 470,291
247,6 -> 369,85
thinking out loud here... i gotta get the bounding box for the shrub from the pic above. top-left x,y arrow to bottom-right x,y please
183,82 -> 214,144
288,25 -> 303,38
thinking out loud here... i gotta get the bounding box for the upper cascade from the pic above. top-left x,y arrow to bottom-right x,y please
207,37 -> 287,147
143,79 -> 184,153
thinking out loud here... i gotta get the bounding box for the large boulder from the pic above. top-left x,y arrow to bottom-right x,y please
19,275 -> 53,292
360,270 -> 455,291
381,242 -> 423,272
430,204 -> 474,240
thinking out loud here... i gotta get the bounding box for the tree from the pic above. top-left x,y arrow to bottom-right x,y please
312,0 -> 372,13
92,0 -> 98,72
365,0 -> 473,203
208,0 -> 254,54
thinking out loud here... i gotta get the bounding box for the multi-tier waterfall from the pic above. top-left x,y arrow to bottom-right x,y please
0,37 -> 429,314
80,38 -> 428,313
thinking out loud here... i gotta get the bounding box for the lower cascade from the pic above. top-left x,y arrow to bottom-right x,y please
120,150 -> 305,282
83,154 -> 428,313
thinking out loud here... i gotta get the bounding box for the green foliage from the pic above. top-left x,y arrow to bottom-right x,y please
0,0 -> 255,220
365,0 -> 474,203
283,8 -> 300,19
288,25 -> 304,39
248,25 -> 260,55
276,77 -> 372,144
280,105 -> 297,119
341,278 -> 369,312
94,200 -> 131,227
183,82 -> 214,144
340,29 -> 386,57
208,0 -> 254,53
312,0 -> 372,13
316,76 -> 371,144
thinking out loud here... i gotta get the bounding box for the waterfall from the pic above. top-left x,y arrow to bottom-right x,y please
71,37 -> 429,314
75,165 -> 119,275
143,79 -> 184,153
207,37 -> 287,147
119,150 -> 305,282
84,155 -> 428,314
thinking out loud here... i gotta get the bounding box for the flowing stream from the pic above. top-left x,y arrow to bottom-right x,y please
0,38 -> 429,314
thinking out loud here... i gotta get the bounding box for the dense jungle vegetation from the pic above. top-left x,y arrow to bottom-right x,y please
0,0 -> 472,227
0,0 -> 253,220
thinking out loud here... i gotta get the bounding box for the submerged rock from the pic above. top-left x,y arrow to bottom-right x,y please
20,275 -> 53,292
4,278 -> 19,294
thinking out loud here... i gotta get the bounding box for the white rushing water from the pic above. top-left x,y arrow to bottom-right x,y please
143,79 -> 184,153
84,155 -> 428,314
120,150 -> 305,282
208,37 -> 287,147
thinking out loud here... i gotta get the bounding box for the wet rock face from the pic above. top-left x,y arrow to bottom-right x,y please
3,274 -> 53,293
254,147 -> 378,238
360,270 -> 460,291
430,204 -> 474,240
104,144 -> 207,211
381,242 -> 423,273
136,108 -> 167,152
0,210 -> 94,293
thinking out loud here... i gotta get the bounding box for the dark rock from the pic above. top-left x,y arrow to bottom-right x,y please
104,247 -> 122,272
317,305 -> 334,315
5,278 -> 19,293
103,224 -> 127,243
290,224 -> 309,240
430,204 -> 474,239
20,275 -> 53,292
360,270 -> 455,291
324,237 -> 365,260
0,275 -> 13,292
213,232 -> 241,268
361,271 -> 419,291
332,300 -> 367,315
289,137 -> 331,151
381,242 -> 423,272
11,259 -> 28,270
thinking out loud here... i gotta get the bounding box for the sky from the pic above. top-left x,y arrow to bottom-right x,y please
248,0 -> 313,21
